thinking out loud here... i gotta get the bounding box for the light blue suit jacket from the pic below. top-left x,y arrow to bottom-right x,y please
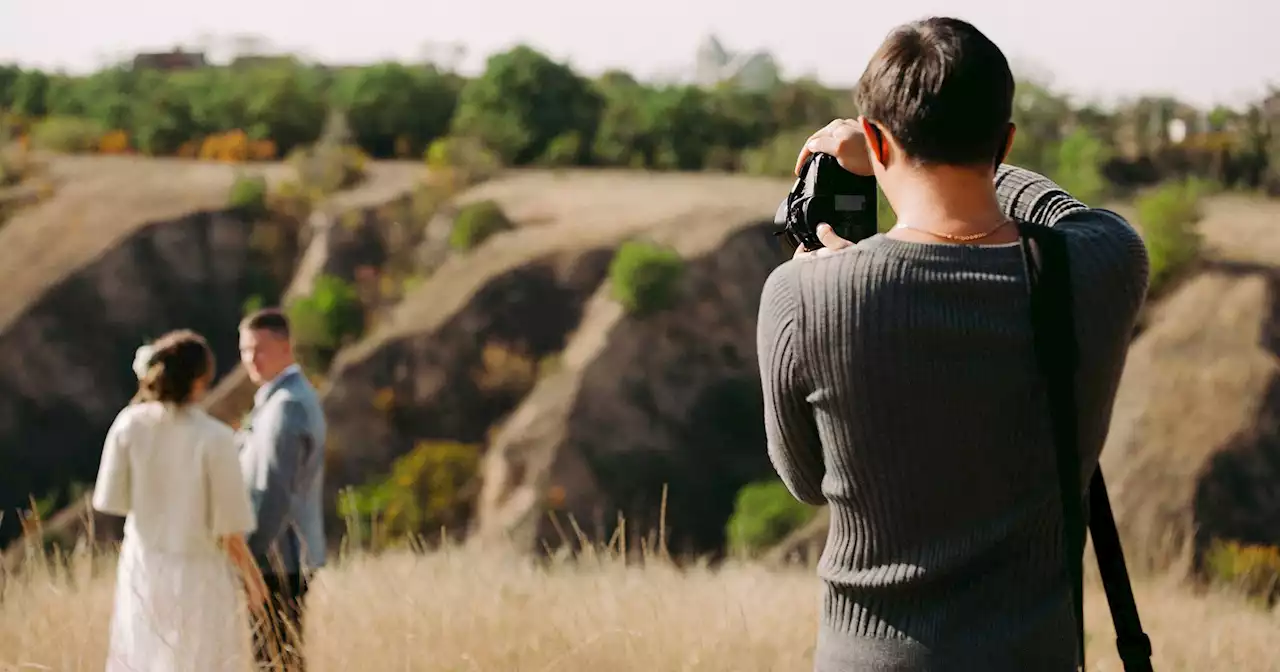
239,365 -> 327,575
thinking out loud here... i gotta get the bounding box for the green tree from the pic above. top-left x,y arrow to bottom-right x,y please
132,82 -> 196,155
331,62 -> 460,158
1006,80 -> 1072,175
451,45 -> 602,165
1053,127 -> 1111,205
11,69 -> 51,117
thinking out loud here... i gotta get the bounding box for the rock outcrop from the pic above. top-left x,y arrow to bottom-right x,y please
202,163 -> 436,427
320,169 -> 791,552
473,222 -> 783,555
0,206 -> 299,547
1099,195 -> 1280,574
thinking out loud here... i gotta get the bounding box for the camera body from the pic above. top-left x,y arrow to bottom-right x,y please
774,152 -> 879,252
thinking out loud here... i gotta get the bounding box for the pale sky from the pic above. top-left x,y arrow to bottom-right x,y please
2,0 -> 1277,109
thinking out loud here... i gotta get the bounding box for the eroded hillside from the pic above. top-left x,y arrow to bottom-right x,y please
0,156 -> 423,548
320,169 -> 791,553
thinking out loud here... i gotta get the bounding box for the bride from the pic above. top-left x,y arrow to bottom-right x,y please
92,330 -> 268,671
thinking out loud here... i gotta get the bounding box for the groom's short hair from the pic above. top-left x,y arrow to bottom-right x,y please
240,308 -> 291,340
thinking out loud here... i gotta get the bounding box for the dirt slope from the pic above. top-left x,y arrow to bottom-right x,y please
321,169 -> 791,549
1100,195 -> 1280,573
0,156 -> 422,552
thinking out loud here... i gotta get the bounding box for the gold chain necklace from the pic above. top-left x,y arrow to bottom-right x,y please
893,217 -> 1013,242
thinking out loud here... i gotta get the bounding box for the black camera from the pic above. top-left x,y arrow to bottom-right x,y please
773,152 -> 879,253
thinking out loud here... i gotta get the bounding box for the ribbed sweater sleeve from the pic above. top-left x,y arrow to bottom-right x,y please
994,163 -> 1089,225
757,262 -> 826,505
756,163 -> 1151,671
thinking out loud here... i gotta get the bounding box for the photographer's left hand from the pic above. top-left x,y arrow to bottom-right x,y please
793,224 -> 854,260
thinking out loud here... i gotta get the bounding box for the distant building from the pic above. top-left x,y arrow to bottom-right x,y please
132,47 -> 207,72
693,35 -> 780,93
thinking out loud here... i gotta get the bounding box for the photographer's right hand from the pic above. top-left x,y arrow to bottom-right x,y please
793,224 -> 854,260
794,118 -> 875,178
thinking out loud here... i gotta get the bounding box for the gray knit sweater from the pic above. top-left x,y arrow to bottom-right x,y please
757,164 -> 1149,671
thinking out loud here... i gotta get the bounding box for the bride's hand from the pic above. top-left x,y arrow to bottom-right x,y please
244,573 -> 270,621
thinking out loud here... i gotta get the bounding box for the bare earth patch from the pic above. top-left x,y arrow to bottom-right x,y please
2,547 -> 1276,671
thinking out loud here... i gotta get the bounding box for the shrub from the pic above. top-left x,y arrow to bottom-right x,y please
472,341 -> 539,394
425,135 -> 501,187
1053,127 -> 1111,206
29,116 -> 105,153
288,142 -> 367,197
337,440 -> 481,550
725,479 -> 817,556
288,110 -> 367,197
0,140 -> 34,187
449,199 -> 514,251
1137,178 -> 1206,293
227,172 -> 267,215
740,128 -> 811,178
248,139 -> 278,161
97,129 -> 131,154
199,130 -> 251,162
1202,540 -> 1280,606
285,274 -> 365,371
608,240 -> 685,317
539,132 -> 582,167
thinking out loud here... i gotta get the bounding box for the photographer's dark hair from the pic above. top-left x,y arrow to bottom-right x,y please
855,17 -> 1015,166
133,330 -> 215,406
239,307 -> 290,340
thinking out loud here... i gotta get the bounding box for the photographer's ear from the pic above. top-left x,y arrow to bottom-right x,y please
860,117 -> 890,168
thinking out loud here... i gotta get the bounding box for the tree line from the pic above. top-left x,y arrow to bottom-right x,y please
1,44 -> 1278,199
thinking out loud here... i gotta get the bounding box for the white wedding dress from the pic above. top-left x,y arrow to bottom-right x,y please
93,401 -> 258,672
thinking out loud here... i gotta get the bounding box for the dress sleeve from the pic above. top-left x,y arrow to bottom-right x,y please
91,411 -> 132,517
206,424 -> 258,537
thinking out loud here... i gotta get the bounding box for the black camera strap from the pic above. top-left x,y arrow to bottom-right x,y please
1017,221 -> 1154,672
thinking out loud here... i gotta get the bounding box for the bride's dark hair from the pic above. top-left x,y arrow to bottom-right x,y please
133,330 -> 215,405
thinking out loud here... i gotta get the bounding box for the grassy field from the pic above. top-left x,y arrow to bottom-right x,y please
2,543 -> 1277,671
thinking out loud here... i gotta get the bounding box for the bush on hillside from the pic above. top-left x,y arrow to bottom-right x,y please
286,110 -> 367,200
0,141 -> 34,187
449,199 -> 514,251
285,274 -> 365,372
425,135 -> 502,188
725,479 -> 817,557
97,129 -> 130,155
1202,540 -> 1280,606
289,142 -> 367,197
227,172 -> 267,216
539,132 -> 583,167
609,240 -> 685,317
336,440 -> 481,550
1137,178 -> 1206,293
29,116 -> 104,153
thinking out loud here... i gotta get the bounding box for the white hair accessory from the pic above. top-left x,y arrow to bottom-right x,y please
132,344 -> 155,381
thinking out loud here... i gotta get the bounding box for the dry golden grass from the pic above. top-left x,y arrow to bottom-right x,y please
3,543 -> 1277,671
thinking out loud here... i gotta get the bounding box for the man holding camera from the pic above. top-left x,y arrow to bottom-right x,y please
757,17 -> 1149,672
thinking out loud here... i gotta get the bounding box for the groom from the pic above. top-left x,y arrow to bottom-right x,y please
237,308 -> 327,671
